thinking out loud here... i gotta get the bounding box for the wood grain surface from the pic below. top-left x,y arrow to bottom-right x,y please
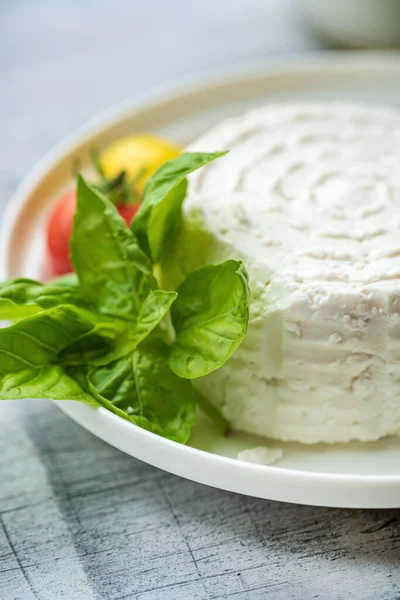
1,1 -> 399,599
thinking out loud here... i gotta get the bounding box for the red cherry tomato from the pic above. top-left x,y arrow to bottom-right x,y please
46,189 -> 140,276
116,203 -> 140,225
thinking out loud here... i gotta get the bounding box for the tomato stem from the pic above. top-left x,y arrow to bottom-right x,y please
91,150 -> 141,206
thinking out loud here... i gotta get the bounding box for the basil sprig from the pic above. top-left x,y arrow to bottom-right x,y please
0,152 -> 249,442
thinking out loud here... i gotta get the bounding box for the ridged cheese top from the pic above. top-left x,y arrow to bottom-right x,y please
186,103 -> 400,294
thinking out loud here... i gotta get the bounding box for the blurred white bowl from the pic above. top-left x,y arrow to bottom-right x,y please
297,0 -> 400,48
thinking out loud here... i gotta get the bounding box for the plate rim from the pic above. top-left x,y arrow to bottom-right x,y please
2,50 -> 400,508
55,400 -> 400,509
57,399 -> 400,484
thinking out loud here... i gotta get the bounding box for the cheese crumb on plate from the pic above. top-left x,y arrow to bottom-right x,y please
237,446 -> 284,466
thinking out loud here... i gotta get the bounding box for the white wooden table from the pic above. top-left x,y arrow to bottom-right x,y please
1,2 -> 399,599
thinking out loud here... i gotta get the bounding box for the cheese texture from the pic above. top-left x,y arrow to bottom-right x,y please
163,103 -> 400,444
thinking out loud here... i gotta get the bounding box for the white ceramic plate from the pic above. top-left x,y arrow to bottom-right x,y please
2,53 -> 400,508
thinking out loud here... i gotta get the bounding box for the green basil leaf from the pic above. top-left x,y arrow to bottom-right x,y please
58,319 -> 124,365
50,273 -> 79,286
71,289 -> 178,367
132,152 -> 227,261
132,289 -> 177,347
71,175 -> 155,320
0,305 -> 118,372
169,260 -> 250,379
0,276 -> 90,320
79,338 -> 196,443
0,365 -> 97,405
0,299 -> 41,320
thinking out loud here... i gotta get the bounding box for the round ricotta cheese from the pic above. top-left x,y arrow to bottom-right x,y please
164,103 -> 400,444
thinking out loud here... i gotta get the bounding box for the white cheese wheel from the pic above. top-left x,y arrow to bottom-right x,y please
166,103 -> 400,444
